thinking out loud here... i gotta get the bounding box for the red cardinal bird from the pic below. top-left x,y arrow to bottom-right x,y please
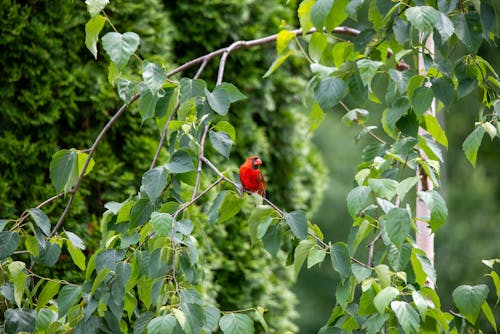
239,156 -> 266,197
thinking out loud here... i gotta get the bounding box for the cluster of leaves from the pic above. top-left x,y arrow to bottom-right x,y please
261,0 -> 500,332
0,1 -> 315,333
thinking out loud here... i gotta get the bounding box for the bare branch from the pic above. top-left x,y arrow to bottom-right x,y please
49,93 -> 140,237
166,26 -> 364,79
192,125 -> 210,200
368,232 -> 382,267
150,103 -> 180,170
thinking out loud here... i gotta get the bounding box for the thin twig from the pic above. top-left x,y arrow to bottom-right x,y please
176,176 -> 224,219
150,103 -> 180,170
339,101 -> 386,145
368,232 -> 382,267
13,192 -> 65,230
294,35 -> 313,64
194,58 -> 209,80
49,93 -> 140,237
166,27 -> 361,78
192,125 -> 210,200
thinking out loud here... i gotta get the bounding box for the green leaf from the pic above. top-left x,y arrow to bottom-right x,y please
254,307 -> 268,333
0,231 -> 20,260
346,186 -> 372,217
147,314 -> 177,334
435,12 -> 454,42
25,235 -> 39,257
139,87 -> 160,122
309,101 -> 326,133
332,41 -> 355,68
263,50 -> 293,78
298,0 -> 315,32
248,205 -> 276,244
452,284 -> 489,323
411,86 -> 434,117
276,30 -> 295,55
150,212 -> 173,237
8,261 -> 27,308
213,121 -> 236,142
417,190 -> 448,232
325,0 -> 348,30
219,313 -> 254,334
165,150 -> 194,174
77,151 -> 95,177
205,86 -> 230,115
141,166 -> 168,200
411,249 -> 436,287
143,61 -> 166,95
56,285 -> 82,319
203,306 -> 221,333
391,301 -> 420,334
218,83 -> 246,103
38,242 -> 61,266
383,97 -> 410,136
35,308 -> 58,332
374,264 -> 391,288
452,13 -> 483,54
66,239 -> 86,270
284,210 -> 308,240
352,263 -> 372,283
369,178 -> 398,201
180,78 -> 206,102
382,208 -> 411,249
28,208 -> 51,236
357,59 -> 384,91
423,114 -> 448,148
481,301 -> 497,332
396,176 -> 420,202
405,6 -> 440,33
307,246 -> 327,268
5,309 -> 36,334
117,79 -> 136,103
209,131 -> 233,158
50,149 -> 78,193
485,270 -> 500,304
262,225 -> 282,257
294,239 -> 315,279
37,281 -> 61,311
85,14 -> 106,59
309,32 -> 328,63
345,0 -> 363,21
91,268 -> 112,294
463,126 -> 485,167
341,108 -> 369,126
314,77 -> 348,112
130,199 -> 154,228
177,219 -> 194,236
362,313 -> 389,334
374,286 -> 399,314
330,242 -> 351,281
482,122 -> 497,140
412,290 -> 429,319
311,0 -> 333,30
218,191 -> 243,224
85,0 -> 109,17
101,32 -> 140,69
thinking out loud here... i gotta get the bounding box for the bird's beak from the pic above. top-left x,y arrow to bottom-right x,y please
254,158 -> 262,165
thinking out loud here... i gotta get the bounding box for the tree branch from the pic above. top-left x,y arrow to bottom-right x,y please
49,93 -> 140,237
150,103 -> 180,170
